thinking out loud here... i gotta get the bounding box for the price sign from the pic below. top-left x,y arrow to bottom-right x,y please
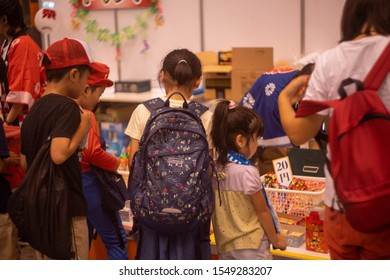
272,156 -> 293,187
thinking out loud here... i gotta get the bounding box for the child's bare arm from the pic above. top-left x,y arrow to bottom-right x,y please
51,111 -> 91,165
20,154 -> 27,171
3,151 -> 20,166
252,190 -> 287,250
128,138 -> 139,168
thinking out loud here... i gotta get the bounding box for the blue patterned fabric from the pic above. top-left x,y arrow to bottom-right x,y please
130,94 -> 214,234
240,69 -> 299,147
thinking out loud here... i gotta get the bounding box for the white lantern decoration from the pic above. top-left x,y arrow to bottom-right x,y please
34,8 -> 58,49
34,8 -> 58,34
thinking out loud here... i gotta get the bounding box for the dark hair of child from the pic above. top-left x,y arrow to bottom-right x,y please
292,63 -> 315,79
211,100 -> 264,165
42,55 -> 90,82
158,48 -> 202,92
0,0 -> 27,37
340,0 -> 390,42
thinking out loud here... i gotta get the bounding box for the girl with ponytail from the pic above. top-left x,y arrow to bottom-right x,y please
211,100 -> 286,259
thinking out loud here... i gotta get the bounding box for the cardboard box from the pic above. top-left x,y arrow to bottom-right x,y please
232,47 -> 273,70
203,64 -> 232,100
230,47 -> 273,102
95,103 -> 137,123
197,52 -> 233,99
281,224 -> 306,248
231,70 -> 265,102
115,80 -> 151,93
203,65 -> 232,78
204,88 -> 232,100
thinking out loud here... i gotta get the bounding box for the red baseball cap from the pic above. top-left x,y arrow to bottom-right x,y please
44,38 -> 97,70
88,62 -> 114,87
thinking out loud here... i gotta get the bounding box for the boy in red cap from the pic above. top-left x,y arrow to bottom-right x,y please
75,62 -> 128,260
19,38 -> 95,259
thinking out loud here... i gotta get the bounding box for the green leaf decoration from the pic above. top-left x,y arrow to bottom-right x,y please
69,0 -> 163,48
111,33 -> 121,47
97,29 -> 111,42
76,8 -> 89,20
137,15 -> 148,30
122,26 -> 136,40
86,20 -> 98,33
148,6 -> 158,14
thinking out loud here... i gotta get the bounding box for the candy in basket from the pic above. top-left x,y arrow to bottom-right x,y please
262,173 -> 325,217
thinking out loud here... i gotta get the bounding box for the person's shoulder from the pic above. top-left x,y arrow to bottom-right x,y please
83,109 -> 96,120
135,102 -> 150,115
10,35 -> 41,51
226,162 -> 258,173
38,94 -> 78,108
201,108 -> 213,119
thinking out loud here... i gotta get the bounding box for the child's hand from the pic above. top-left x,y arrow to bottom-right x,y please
272,233 -> 287,250
4,152 -> 20,166
80,110 -> 92,134
280,75 -> 310,105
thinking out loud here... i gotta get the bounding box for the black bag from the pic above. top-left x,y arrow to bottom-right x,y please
8,140 -> 73,259
90,165 -> 127,213
90,165 -> 128,249
287,147 -> 325,178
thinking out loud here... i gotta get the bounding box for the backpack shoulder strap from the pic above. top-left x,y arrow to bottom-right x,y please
364,42 -> 390,90
188,101 -> 209,118
296,42 -> 390,118
143,97 -> 165,113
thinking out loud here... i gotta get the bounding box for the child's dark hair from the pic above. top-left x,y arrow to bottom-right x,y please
0,0 -> 27,37
340,0 -> 390,42
211,100 -> 264,165
159,49 -> 202,91
44,65 -> 90,82
292,63 -> 315,79
42,55 -> 90,82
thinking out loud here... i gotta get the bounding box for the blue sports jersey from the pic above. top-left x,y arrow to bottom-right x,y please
240,68 -> 299,147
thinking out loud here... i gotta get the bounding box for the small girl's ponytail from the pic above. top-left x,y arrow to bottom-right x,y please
173,59 -> 194,87
211,100 -> 230,164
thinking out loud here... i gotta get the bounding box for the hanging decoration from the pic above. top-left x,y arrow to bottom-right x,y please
35,8 -> 59,34
68,0 -> 164,59
78,0 -> 155,10
35,7 -> 59,49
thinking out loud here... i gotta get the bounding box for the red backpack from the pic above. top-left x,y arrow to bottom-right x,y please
296,42 -> 390,232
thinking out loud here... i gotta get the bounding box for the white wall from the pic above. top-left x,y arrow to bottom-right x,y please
42,0 -> 345,87
203,0 -> 301,63
305,0 -> 345,54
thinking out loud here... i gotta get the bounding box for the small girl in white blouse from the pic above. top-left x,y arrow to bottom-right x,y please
211,100 -> 286,260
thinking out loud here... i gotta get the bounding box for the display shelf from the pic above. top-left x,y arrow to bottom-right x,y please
271,244 -> 330,260
210,234 -> 329,260
100,89 -> 165,103
100,88 -> 209,104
